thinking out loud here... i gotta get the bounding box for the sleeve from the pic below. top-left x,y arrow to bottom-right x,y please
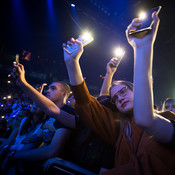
71,81 -> 120,146
158,111 -> 175,147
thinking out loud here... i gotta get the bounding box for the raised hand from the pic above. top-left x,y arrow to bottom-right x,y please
63,37 -> 83,64
126,12 -> 160,48
11,63 -> 27,87
107,57 -> 121,75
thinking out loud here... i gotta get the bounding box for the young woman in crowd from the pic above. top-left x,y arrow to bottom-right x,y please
63,11 -> 175,175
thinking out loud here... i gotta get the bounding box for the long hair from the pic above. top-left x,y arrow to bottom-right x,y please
110,80 -> 134,142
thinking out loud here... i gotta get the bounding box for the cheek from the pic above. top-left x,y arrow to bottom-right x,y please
115,103 -> 121,110
129,93 -> 134,101
51,91 -> 58,97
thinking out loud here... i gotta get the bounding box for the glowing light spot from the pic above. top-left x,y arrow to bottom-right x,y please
139,12 -> 147,19
114,47 -> 125,58
82,32 -> 93,41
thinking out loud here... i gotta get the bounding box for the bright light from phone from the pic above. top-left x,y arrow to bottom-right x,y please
3,97 -> 6,100
82,32 -> 93,41
71,4 -> 75,7
139,12 -> 147,19
114,47 -> 125,58
1,116 -> 5,119
7,96 -> 11,99
7,81 -> 11,84
8,74 -> 11,77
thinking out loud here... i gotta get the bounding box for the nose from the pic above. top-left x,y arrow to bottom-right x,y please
118,95 -> 124,103
46,89 -> 50,94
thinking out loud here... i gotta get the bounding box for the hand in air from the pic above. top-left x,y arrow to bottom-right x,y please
11,63 -> 26,87
63,37 -> 83,63
106,57 -> 120,74
126,12 -> 160,48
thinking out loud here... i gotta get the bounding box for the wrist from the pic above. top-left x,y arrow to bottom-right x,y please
134,42 -> 153,50
65,59 -> 79,67
106,72 -> 114,77
17,78 -> 27,88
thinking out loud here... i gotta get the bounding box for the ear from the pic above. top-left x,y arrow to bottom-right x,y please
62,91 -> 68,100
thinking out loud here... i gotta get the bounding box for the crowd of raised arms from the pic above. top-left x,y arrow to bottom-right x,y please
0,11 -> 175,175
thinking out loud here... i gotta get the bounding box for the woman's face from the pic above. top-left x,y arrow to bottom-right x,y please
110,84 -> 134,114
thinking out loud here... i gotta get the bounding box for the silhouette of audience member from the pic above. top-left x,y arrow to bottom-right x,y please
162,98 -> 175,113
0,118 -> 8,138
12,63 -> 76,129
44,93 -> 115,174
10,64 -> 76,174
1,104 -> 45,174
67,93 -> 76,109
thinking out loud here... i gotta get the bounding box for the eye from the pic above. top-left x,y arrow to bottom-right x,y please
120,87 -> 127,95
51,87 -> 56,90
120,89 -> 125,95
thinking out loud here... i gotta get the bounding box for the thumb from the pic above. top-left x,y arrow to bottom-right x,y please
75,39 -> 83,48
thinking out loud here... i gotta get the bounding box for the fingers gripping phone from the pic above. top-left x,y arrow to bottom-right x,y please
129,6 -> 162,35
112,57 -> 123,68
12,54 -> 19,78
64,33 -> 94,54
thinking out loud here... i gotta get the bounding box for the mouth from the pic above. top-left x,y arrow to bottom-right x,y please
121,101 -> 128,108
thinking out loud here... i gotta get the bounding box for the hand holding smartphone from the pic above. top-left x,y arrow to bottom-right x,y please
129,6 -> 162,35
64,33 -> 94,54
12,54 -> 20,78
110,57 -> 123,68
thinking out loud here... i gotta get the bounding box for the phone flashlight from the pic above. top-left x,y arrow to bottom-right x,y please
64,32 -> 94,54
129,6 -> 162,35
139,12 -> 147,20
114,47 -> 125,58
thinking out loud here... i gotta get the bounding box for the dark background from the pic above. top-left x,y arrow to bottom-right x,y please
1,0 -> 175,109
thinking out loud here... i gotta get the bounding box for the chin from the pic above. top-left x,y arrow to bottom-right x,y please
120,107 -> 133,115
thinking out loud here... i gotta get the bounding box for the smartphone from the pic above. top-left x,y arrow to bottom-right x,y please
129,6 -> 162,35
15,54 -> 19,65
110,56 -> 124,68
64,34 -> 94,54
